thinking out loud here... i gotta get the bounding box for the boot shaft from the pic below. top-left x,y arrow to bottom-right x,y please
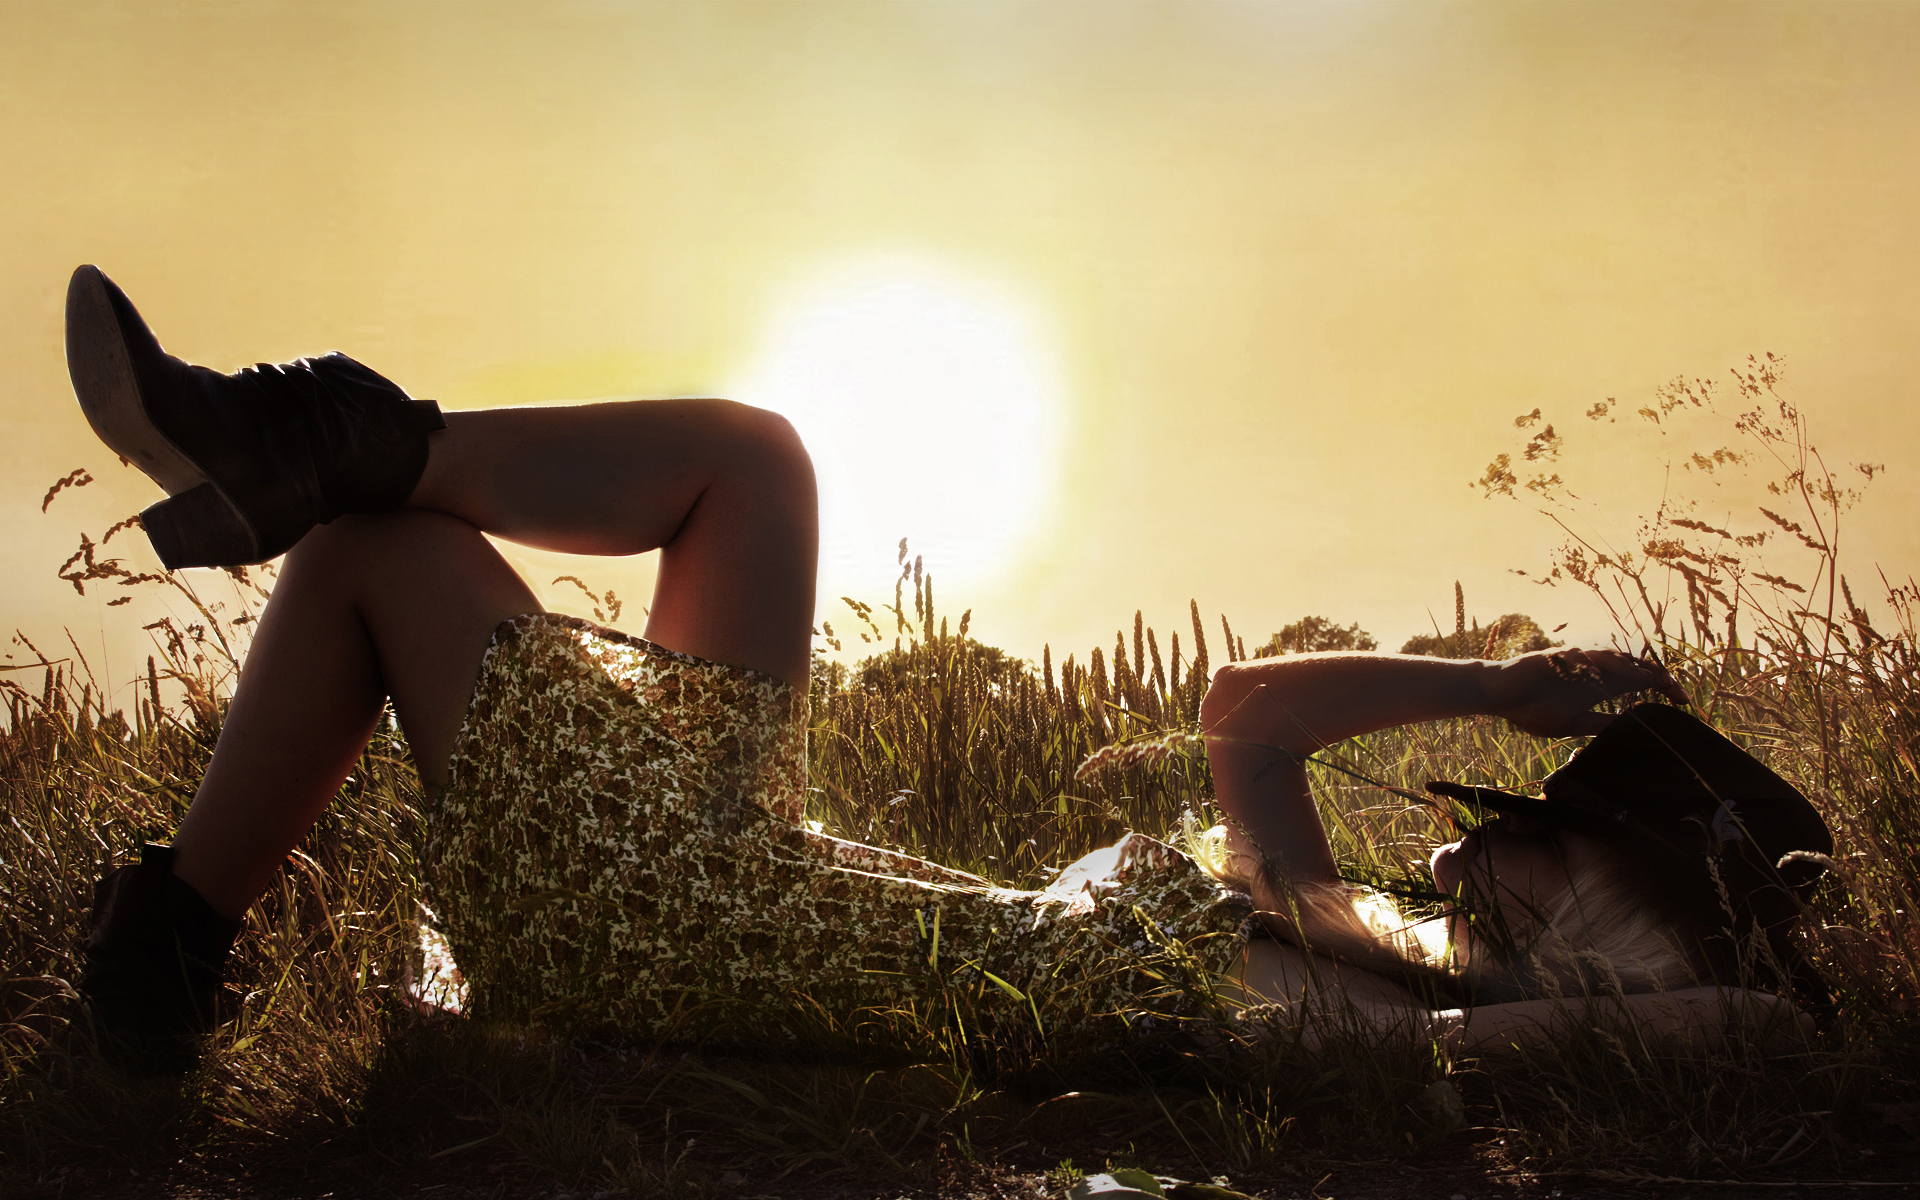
81,842 -> 241,1074
66,264 -> 445,569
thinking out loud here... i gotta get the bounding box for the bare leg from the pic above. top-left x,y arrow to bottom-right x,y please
408,398 -> 818,685
170,511 -> 538,917
171,398 -> 819,919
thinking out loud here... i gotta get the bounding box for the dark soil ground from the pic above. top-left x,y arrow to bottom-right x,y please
13,1134 -> 1920,1200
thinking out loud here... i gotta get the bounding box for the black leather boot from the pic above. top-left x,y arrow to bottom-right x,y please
64,264 -> 447,569
79,843 -> 241,1075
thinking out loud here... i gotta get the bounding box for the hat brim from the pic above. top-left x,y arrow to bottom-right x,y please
1424,780 -> 1558,822
1425,780 -> 1626,837
1422,779 -> 1703,871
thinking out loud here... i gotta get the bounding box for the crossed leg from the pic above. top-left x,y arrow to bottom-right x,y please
169,398 -> 818,919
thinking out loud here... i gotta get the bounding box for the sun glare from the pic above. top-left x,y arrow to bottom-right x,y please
733,257 -> 1066,609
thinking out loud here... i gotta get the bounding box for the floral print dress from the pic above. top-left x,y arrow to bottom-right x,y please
424,614 -> 1254,1045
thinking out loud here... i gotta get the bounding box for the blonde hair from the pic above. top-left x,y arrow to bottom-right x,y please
1186,822 -> 1703,999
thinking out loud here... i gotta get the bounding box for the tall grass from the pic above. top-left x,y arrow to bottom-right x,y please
5,362 -> 1918,1191
806,551 -> 1221,885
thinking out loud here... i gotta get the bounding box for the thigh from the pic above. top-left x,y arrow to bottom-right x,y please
411,399 -> 817,685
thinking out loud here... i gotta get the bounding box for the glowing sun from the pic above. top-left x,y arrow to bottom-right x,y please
733,256 -> 1067,603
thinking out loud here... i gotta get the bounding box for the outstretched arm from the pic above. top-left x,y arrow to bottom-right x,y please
1439,986 -> 1812,1056
1198,648 -> 1687,885
1232,942 -> 1807,1057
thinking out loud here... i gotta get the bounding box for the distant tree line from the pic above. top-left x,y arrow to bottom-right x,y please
1255,582 -> 1561,662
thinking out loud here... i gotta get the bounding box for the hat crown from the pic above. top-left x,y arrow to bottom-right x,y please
1541,703 -> 1831,868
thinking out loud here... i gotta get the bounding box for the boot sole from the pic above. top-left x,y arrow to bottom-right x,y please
65,266 -> 261,568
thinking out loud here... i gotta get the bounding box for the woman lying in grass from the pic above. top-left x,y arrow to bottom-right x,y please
1199,652 -> 1830,1052
63,266 -> 1831,1075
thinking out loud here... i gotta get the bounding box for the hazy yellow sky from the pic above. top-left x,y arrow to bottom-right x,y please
5,0 -> 1918,700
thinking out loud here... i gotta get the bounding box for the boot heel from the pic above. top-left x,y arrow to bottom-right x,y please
142,484 -> 259,569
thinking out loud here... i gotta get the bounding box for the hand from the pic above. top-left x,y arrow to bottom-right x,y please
1484,647 -> 1690,737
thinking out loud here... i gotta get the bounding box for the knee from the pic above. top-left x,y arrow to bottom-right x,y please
284,511 -> 535,618
711,400 -> 815,499
287,510 -> 494,574
731,401 -> 811,467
